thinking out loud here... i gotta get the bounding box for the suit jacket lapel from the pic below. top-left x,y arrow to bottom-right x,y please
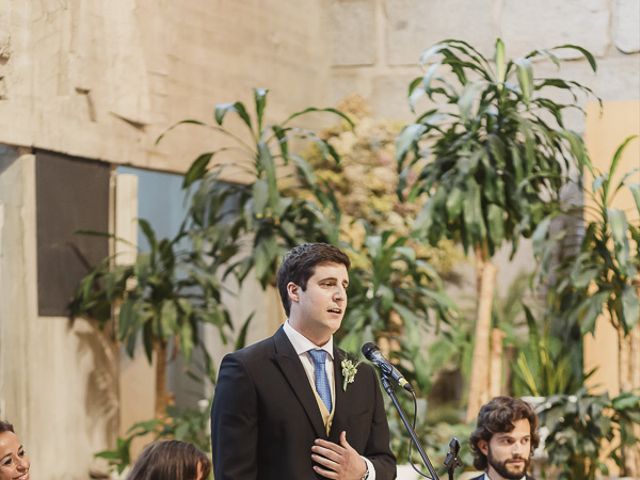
330,347 -> 347,441
272,327 -> 326,438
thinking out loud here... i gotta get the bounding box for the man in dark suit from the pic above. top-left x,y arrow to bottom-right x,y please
211,243 -> 396,480
469,396 -> 539,480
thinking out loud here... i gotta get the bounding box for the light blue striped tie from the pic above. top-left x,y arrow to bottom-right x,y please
308,349 -> 332,412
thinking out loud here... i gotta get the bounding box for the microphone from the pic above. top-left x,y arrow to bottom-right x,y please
361,342 -> 414,393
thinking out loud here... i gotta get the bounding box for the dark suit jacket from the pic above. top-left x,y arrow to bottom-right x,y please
210,326 -> 396,480
470,475 -> 535,480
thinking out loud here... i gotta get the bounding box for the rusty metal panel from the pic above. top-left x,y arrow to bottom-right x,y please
35,151 -> 110,316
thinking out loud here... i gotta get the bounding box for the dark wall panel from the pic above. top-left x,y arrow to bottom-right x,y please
36,151 -> 110,316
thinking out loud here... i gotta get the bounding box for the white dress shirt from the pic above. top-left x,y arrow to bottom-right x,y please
283,320 -> 375,479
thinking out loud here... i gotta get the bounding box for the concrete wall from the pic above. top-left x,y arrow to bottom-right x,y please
0,151 -> 117,479
0,0 -> 329,172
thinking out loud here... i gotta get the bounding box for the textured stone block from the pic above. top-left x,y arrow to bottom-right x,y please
327,0 -> 377,66
327,70 -> 371,107
371,73 -> 421,120
502,0 -> 610,58
533,55 -> 640,132
613,0 -> 640,53
385,0 -> 496,66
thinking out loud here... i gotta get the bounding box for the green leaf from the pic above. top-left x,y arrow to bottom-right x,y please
487,204 -> 505,247
621,284 -> 639,332
257,141 -> 279,211
580,291 -> 609,334
457,81 -> 483,119
608,209 -> 630,272
418,43 -> 446,65
155,119 -> 208,145
282,107 -> 354,129
215,101 -> 254,134
272,125 -> 290,160
183,153 -> 214,188
254,234 -> 278,285
552,44 -> 597,72
515,58 -> 533,105
396,124 -> 427,162
235,313 -> 255,350
592,173 -> 608,194
252,179 -> 269,215
290,154 -> 317,186
160,300 -> 178,338
629,183 -> 640,215
445,186 -> 464,219
138,219 -> 157,252
180,320 -> 194,361
495,38 -> 506,83
254,87 -> 268,132
604,135 -> 638,202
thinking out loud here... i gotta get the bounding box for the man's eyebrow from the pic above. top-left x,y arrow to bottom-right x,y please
319,276 -> 349,285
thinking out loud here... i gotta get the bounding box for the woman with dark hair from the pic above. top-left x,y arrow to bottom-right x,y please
127,439 -> 211,480
0,421 -> 30,480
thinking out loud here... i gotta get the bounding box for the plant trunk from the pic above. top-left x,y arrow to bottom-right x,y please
619,319 -> 640,476
466,247 -> 497,422
154,339 -> 169,418
489,327 -> 505,398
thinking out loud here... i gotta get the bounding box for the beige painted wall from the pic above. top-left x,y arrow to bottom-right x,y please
583,101 -> 640,396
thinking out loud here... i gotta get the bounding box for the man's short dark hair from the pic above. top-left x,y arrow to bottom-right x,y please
276,243 -> 350,316
469,396 -> 540,470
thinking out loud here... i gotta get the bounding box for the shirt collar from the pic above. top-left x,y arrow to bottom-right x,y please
484,474 -> 526,480
283,320 -> 334,359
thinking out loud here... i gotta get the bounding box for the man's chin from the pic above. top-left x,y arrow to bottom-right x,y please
492,460 -> 528,479
506,463 -> 526,475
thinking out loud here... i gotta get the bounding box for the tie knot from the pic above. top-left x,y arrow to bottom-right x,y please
308,349 -> 327,367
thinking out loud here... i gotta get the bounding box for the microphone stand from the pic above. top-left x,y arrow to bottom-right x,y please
443,438 -> 462,480
380,374 -> 440,480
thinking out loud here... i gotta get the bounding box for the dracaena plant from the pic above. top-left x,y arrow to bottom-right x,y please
160,87 -> 353,288
534,135 -> 640,336
336,229 -> 455,394
69,220 -> 233,417
537,389 -> 640,479
396,38 -> 598,420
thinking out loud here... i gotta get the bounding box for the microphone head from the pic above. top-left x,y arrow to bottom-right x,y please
361,342 -> 378,359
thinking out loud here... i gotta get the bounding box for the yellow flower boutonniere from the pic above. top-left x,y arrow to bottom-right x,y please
341,358 -> 360,392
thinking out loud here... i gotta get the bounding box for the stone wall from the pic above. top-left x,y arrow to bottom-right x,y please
324,0 -> 640,125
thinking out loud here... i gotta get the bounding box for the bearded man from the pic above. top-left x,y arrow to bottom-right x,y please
469,396 -> 540,480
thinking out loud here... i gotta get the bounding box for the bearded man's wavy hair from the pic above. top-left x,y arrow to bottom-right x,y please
469,396 -> 540,470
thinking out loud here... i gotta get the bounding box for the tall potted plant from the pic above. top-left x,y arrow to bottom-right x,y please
396,38 -> 598,420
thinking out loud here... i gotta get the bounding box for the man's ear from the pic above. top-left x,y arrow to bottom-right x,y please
478,439 -> 489,456
287,282 -> 300,303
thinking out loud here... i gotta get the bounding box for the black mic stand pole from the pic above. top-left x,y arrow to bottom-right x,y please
380,374 -> 440,480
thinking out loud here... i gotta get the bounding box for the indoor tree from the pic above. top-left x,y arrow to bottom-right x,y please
70,221 -> 232,417
170,87 -> 352,289
396,38 -> 598,421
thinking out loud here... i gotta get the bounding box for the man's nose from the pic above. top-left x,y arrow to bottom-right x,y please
333,285 -> 346,301
512,442 -> 525,455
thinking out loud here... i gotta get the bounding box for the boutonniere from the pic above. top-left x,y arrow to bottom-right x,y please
341,355 -> 361,392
